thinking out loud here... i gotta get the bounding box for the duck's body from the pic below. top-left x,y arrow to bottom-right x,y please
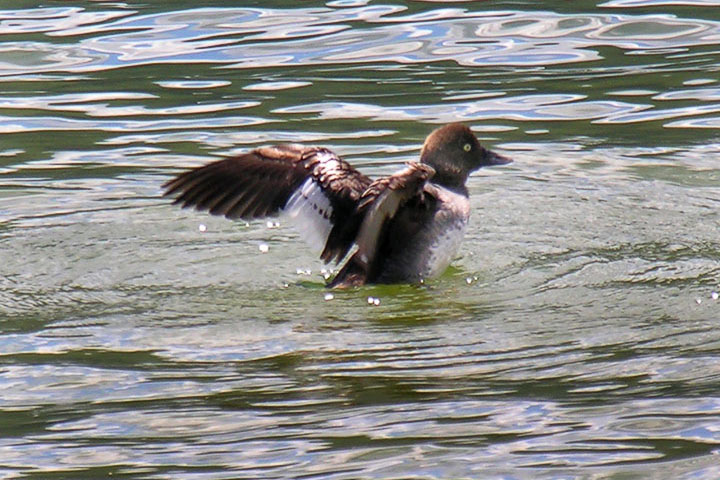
370,184 -> 470,284
163,123 -> 510,288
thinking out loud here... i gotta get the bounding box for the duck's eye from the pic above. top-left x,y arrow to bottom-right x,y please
463,143 -> 472,152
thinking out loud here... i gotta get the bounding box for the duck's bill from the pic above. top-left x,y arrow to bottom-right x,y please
482,149 -> 512,167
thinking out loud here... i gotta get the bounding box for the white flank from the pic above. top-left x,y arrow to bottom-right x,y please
425,221 -> 467,278
282,177 -> 334,252
423,187 -> 470,279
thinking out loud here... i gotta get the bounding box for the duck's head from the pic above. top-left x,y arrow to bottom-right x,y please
419,123 -> 511,192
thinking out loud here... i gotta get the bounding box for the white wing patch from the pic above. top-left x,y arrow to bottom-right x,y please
282,177 -> 334,252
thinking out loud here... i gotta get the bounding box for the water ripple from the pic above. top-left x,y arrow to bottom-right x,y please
0,92 -> 258,116
1,6 -> 719,134
1,7 -> 720,75
3,2 -> 720,479
0,114 -> 269,134
601,0 -> 720,6
274,94 -> 647,123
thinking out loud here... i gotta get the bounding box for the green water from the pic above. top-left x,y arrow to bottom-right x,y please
1,1 -> 720,478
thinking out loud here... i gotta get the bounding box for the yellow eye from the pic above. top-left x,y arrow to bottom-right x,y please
463,143 -> 472,152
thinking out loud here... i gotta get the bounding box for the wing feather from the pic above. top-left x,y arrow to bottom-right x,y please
163,144 -> 372,262
328,163 -> 435,288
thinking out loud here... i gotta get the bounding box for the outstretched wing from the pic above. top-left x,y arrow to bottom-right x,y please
328,162 -> 436,288
163,145 -> 372,263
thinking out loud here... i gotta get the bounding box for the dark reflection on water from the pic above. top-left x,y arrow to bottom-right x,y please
2,0 -> 720,478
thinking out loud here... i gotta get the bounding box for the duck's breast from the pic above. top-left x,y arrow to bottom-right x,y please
378,186 -> 470,282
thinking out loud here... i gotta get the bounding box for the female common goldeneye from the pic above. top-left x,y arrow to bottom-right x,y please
163,123 -> 511,288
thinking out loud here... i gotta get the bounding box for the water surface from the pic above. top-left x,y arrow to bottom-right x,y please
1,1 -> 720,478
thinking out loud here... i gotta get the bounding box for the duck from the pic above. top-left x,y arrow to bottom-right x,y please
163,123 -> 511,288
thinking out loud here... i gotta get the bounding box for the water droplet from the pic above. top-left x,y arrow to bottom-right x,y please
367,296 -> 380,306
324,293 -> 334,301
198,223 -> 207,232
258,243 -> 269,253
695,297 -> 702,305
712,291 -> 719,300
466,277 -> 473,285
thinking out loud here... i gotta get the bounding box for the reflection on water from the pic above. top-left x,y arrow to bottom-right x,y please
273,94 -> 648,122
3,6 -> 720,73
1,1 -> 720,479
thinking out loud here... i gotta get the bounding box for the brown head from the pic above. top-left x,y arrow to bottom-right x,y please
419,123 -> 511,193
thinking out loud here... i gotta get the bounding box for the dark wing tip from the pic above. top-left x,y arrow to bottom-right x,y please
162,147 -> 310,220
163,145 -> 376,269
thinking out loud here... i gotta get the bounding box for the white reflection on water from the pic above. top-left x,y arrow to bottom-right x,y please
1,5 -> 718,135
0,7 -> 133,34
655,87 -> 720,101
0,114 -> 270,134
1,7 -> 720,75
0,92 -> 258,117
243,80 -> 312,91
0,5 -> 718,139
273,94 -> 647,123
601,0 -> 720,6
98,128 -> 398,150
666,115 -> 720,128
155,79 -> 232,89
